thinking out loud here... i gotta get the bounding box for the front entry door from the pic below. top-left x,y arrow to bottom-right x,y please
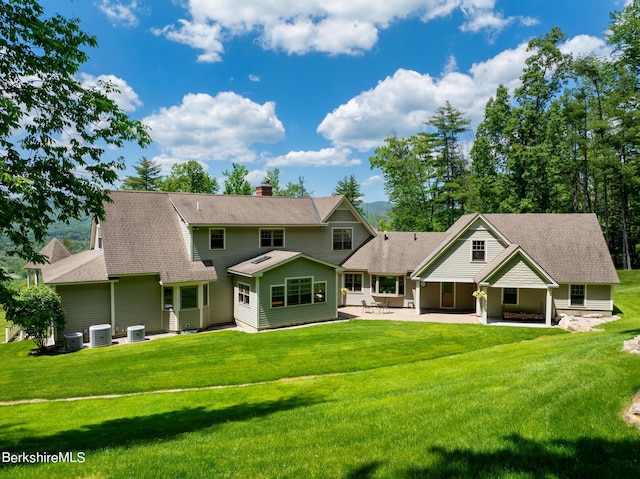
441,282 -> 454,308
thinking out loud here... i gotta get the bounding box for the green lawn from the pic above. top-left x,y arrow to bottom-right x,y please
1,273 -> 639,478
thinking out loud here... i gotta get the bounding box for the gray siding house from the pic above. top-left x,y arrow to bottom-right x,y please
31,188 -> 619,337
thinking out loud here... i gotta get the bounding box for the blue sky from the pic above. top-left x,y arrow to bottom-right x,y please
42,0 -> 629,202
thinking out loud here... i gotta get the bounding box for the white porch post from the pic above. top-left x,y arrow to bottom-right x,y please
545,287 -> 553,327
481,286 -> 488,325
414,280 -> 421,315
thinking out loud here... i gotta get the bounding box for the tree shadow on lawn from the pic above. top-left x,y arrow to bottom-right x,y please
399,433 -> 640,478
0,393 -> 322,463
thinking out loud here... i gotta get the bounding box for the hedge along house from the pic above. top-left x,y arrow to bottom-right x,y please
410,213 -> 619,325
31,188 -> 375,337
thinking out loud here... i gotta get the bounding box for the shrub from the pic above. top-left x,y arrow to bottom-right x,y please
6,286 -> 65,352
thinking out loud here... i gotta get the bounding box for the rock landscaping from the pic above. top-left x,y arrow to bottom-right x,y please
555,313 -> 619,333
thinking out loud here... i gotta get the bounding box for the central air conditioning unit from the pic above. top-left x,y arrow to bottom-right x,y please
127,325 -> 145,343
89,324 -> 112,348
64,332 -> 83,352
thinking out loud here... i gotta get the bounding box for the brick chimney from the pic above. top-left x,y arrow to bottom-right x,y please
255,183 -> 273,197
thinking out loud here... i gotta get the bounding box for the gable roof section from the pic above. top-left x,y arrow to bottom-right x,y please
411,214 -> 508,278
101,191 -> 217,283
342,232 -> 447,274
227,250 -> 343,278
483,213 -> 619,284
25,238 -> 72,269
473,244 -> 558,288
412,213 -> 618,284
41,250 -> 108,284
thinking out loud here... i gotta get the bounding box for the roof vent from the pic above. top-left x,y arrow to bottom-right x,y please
196,201 -> 201,211
89,324 -> 112,348
251,255 -> 271,264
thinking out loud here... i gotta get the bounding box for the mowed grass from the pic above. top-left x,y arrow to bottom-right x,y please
0,273 -> 639,478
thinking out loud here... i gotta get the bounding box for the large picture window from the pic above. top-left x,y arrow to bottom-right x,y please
344,273 -> 363,292
372,275 -> 405,296
332,228 -> 353,250
260,229 -> 284,248
287,277 -> 313,306
181,286 -> 198,309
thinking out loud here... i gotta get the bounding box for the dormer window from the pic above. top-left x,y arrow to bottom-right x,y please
472,240 -> 486,262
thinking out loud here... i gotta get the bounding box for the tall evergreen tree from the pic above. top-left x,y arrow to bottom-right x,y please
280,176 -> 313,197
122,157 -> 163,191
333,175 -> 364,214
427,101 -> 471,228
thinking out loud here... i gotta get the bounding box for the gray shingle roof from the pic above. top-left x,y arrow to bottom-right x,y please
342,232 -> 447,273
483,213 -> 619,284
168,193 -> 337,225
101,191 -> 217,283
41,250 -> 108,284
25,238 -> 72,269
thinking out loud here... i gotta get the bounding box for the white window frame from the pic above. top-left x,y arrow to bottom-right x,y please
286,276 -> 313,306
344,273 -> 363,293
259,228 -> 285,248
271,284 -> 285,309
502,287 -> 519,305
332,227 -> 353,251
209,228 -> 225,250
471,240 -> 486,262
314,281 -> 327,303
570,284 -> 586,307
372,275 -> 405,297
237,282 -> 250,306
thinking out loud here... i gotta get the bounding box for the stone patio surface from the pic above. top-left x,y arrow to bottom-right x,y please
338,306 -> 480,324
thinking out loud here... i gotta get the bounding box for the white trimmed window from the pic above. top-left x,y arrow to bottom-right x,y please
271,285 -> 285,308
238,283 -> 250,305
314,282 -> 326,303
332,228 -> 353,250
287,277 -> 313,305
570,284 -> 585,306
260,229 -> 284,248
344,273 -> 363,292
472,240 -> 486,261
210,229 -> 225,249
372,275 -> 405,296
503,288 -> 518,305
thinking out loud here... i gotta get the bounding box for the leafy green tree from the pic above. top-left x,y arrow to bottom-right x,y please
122,157 -> 163,191
333,175 -> 364,213
223,163 -> 252,195
262,168 -> 283,195
0,0 -> 150,304
370,133 -> 439,231
280,176 -> 313,197
161,160 -> 218,193
6,286 -> 65,353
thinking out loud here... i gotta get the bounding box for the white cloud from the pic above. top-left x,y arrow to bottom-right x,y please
143,92 -> 285,166
265,148 -> 361,168
96,1 -> 140,28
362,175 -> 384,186
318,34 -> 612,151
248,74 -> 261,82
155,1 -> 533,62
79,73 -> 142,112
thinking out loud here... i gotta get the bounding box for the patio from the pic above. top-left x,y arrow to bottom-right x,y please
338,305 -> 480,324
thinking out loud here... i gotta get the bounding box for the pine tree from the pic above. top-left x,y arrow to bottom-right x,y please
122,157 -> 163,191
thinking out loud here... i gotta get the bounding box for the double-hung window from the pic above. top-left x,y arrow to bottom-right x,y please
238,283 -> 250,305
210,229 -> 225,249
260,229 -> 284,248
570,285 -> 585,306
503,288 -> 518,305
344,273 -> 363,292
333,228 -> 353,251
472,240 -> 486,261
